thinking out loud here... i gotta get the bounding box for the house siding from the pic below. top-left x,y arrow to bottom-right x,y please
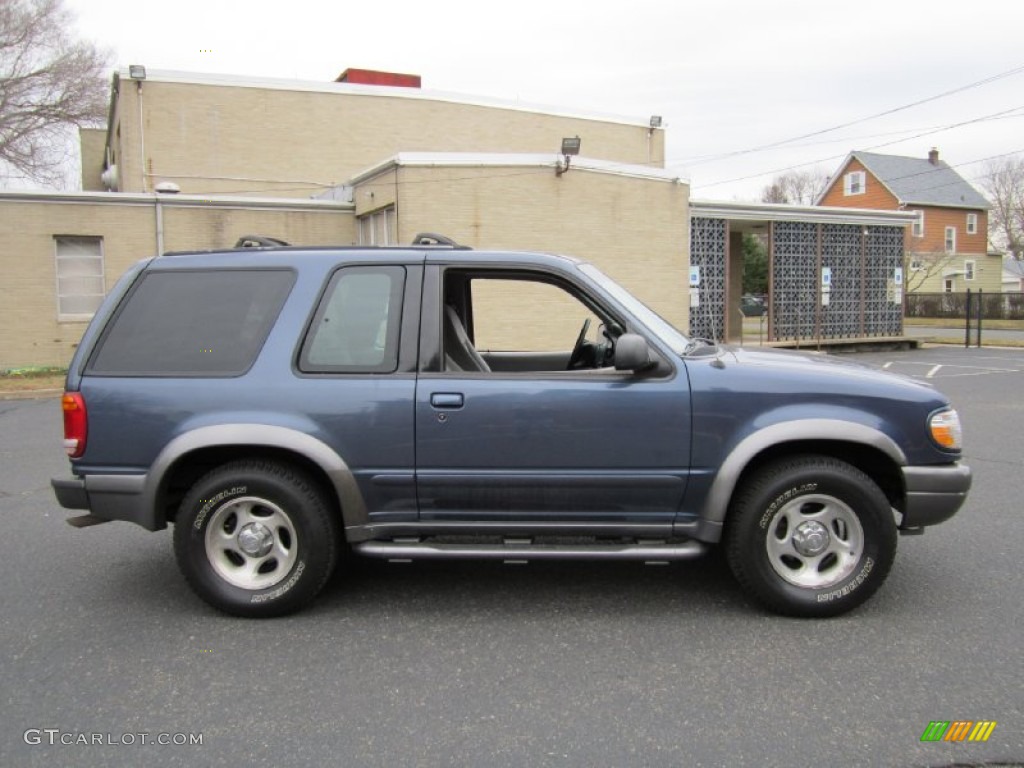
819,159 -> 900,209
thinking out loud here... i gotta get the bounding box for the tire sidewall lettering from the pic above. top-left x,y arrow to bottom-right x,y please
192,486 -> 247,531
250,560 -> 306,604
816,556 -> 874,603
758,482 -> 818,529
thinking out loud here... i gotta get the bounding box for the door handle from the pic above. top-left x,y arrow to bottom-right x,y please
430,392 -> 465,409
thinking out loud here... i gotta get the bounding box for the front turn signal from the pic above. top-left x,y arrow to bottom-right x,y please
929,409 -> 962,451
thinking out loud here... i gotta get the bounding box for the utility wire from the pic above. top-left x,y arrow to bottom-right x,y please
693,105 -> 1024,191
677,63 -> 1024,166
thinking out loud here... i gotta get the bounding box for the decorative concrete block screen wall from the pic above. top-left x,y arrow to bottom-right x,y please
688,217 -> 727,341
771,222 -> 904,342
689,217 -> 905,344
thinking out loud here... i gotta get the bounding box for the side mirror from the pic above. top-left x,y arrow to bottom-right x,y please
614,333 -> 657,372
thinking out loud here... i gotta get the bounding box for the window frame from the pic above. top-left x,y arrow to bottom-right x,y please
944,226 -> 957,254
357,206 -> 397,246
911,210 -> 925,238
966,213 -> 978,235
964,259 -> 976,282
843,171 -> 866,196
430,265 -> 672,379
297,265 -> 407,374
54,235 -> 105,322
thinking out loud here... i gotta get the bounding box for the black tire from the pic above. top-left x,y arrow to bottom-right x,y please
173,460 -> 339,618
724,455 -> 896,618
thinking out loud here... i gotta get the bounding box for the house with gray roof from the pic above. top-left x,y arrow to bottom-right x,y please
1004,259 -> 1024,293
817,149 -> 1000,293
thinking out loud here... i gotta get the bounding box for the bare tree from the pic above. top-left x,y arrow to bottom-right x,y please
904,250 -> 959,293
982,157 -> 1024,260
760,169 -> 831,205
0,0 -> 109,186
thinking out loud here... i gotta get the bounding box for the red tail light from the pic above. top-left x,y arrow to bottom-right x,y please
62,392 -> 87,458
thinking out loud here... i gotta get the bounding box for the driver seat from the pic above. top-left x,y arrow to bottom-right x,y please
443,305 -> 491,372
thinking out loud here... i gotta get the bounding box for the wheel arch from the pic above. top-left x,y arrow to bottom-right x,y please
143,424 -> 366,531
696,419 -> 907,542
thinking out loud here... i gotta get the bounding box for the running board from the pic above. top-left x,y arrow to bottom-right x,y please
353,538 -> 708,563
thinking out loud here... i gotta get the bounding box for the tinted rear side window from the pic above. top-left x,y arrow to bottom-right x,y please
88,269 -> 295,375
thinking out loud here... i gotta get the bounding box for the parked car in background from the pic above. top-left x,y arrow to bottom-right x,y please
741,294 -> 767,317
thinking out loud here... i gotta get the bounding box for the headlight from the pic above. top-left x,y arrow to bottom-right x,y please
929,409 -> 962,451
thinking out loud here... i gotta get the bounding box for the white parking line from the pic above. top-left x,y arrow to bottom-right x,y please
875,360 -> 1022,379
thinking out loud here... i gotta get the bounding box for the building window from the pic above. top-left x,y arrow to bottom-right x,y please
944,226 -> 956,254
966,213 -> 978,235
358,207 -> 396,246
911,210 -> 924,238
964,260 -> 976,282
943,278 -> 954,293
843,171 -> 866,196
55,236 -> 105,321
909,258 -> 923,272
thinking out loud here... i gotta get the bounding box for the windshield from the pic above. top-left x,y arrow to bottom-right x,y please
578,263 -> 690,355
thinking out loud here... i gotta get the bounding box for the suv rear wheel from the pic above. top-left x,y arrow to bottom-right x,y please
724,455 -> 897,618
173,460 -> 338,617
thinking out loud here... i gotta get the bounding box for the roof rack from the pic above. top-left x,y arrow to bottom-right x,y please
235,234 -> 290,248
411,232 -> 471,249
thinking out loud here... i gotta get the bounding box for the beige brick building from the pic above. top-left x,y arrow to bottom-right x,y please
1,68 -> 687,369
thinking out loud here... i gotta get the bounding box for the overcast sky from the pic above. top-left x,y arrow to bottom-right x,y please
65,0 -> 1024,201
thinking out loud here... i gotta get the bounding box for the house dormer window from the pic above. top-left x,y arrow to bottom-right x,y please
843,170 -> 866,196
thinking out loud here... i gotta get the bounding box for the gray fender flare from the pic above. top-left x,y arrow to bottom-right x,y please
695,419 -> 906,541
143,424 -> 366,529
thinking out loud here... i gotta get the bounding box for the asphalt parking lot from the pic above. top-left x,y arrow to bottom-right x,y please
1,346 -> 1022,768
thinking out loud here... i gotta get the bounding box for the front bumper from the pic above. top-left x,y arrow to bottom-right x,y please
51,474 -> 162,530
900,462 -> 971,528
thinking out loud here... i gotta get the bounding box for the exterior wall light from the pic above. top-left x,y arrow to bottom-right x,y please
556,136 -> 581,177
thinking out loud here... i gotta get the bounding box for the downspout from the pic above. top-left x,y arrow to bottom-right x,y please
137,81 -> 146,192
155,195 -> 164,256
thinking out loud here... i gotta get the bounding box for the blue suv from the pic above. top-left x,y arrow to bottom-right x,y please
52,241 -> 971,617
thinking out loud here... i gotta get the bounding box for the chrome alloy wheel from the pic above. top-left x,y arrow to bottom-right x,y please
204,496 -> 298,590
765,494 -> 865,589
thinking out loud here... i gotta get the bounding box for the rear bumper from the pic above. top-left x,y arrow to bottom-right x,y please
51,474 -> 162,531
900,462 -> 971,528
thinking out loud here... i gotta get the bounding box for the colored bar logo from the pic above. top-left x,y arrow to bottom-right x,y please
920,721 -> 997,742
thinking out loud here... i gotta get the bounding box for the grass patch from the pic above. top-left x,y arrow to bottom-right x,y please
0,367 -> 67,392
925,337 -> 1024,348
904,317 -> 1024,330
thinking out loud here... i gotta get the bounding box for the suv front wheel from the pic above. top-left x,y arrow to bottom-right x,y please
173,460 -> 339,617
724,455 -> 897,618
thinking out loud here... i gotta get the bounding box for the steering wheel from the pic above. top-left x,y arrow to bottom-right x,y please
567,318 -> 591,370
